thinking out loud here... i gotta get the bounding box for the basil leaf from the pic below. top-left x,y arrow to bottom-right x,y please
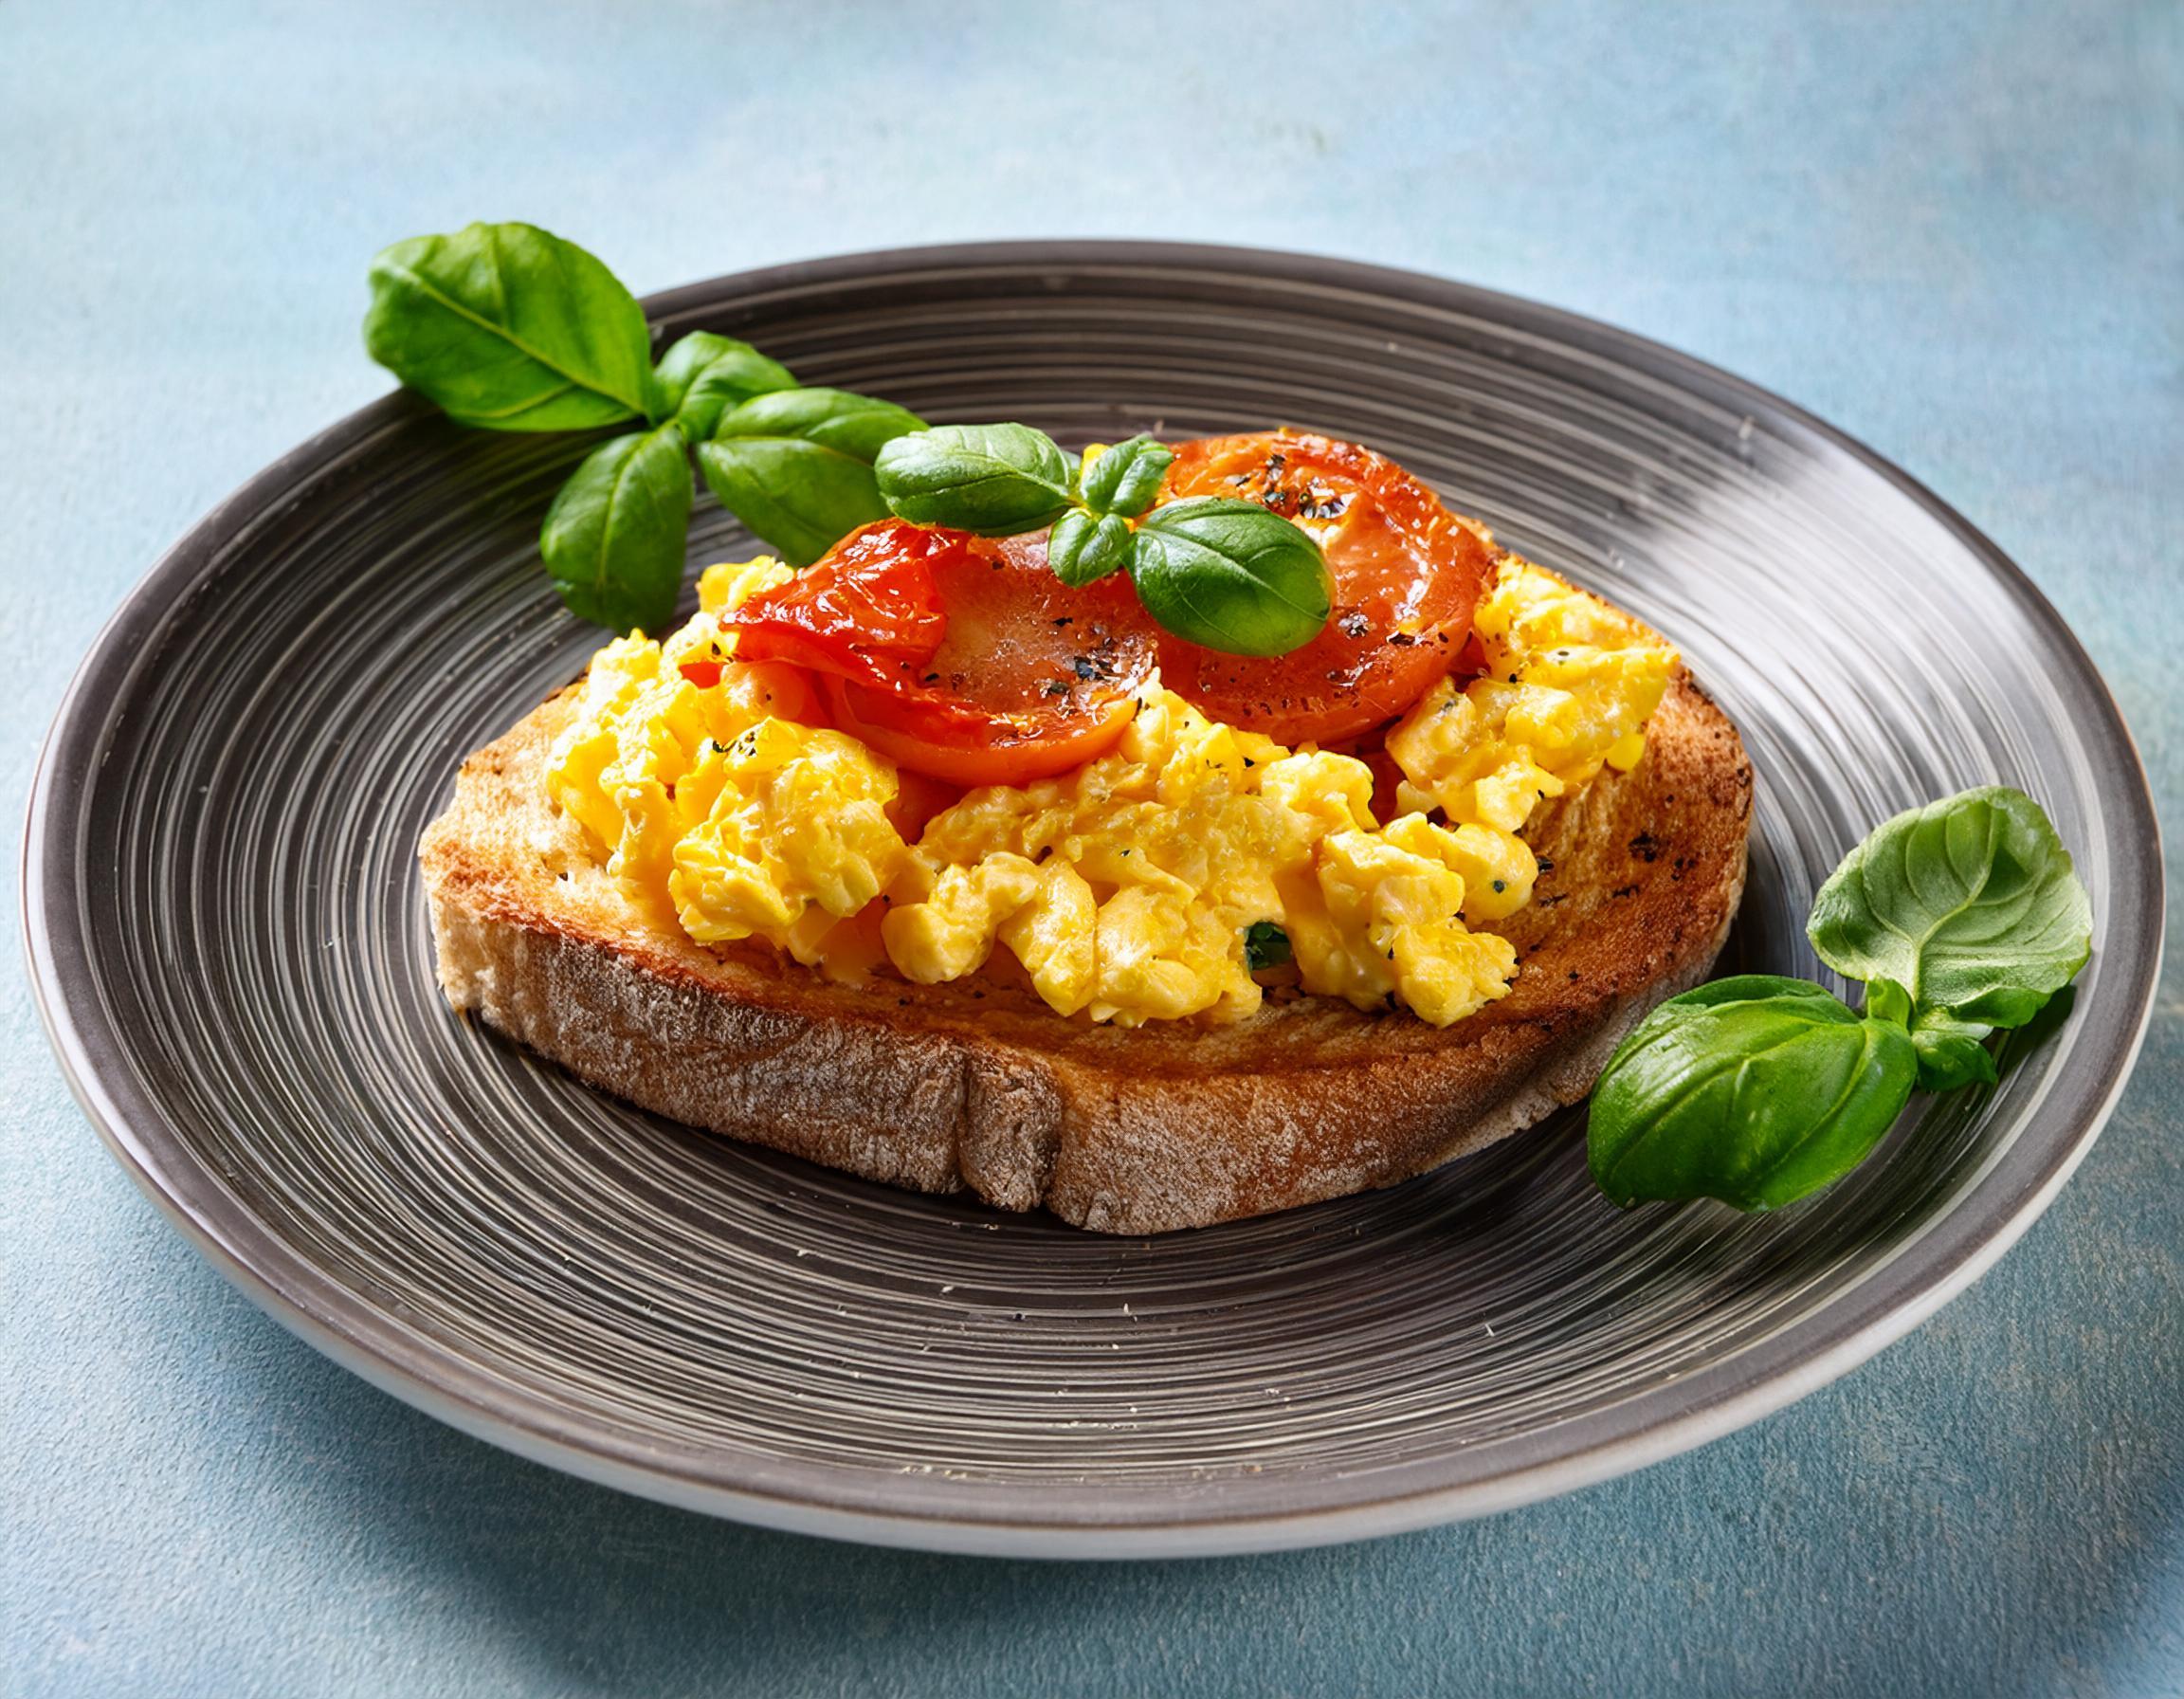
1588,976 -> 1917,1210
1046,510 -> 1135,587
1081,435 -> 1174,519
1244,921 -> 1292,973
1808,786 -> 2092,1029
874,424 -> 1077,535
539,423 -> 693,634
364,222 -> 652,431
1129,498 -> 1333,657
696,388 -> 925,567
653,332 -> 796,439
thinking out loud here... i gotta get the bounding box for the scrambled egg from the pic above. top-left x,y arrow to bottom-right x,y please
546,555 -> 1676,1028
1387,560 -> 1676,840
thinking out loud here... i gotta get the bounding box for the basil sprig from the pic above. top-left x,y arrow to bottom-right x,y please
365,221 -> 931,631
874,423 -> 1333,657
1588,786 -> 2092,1211
363,223 -> 1330,649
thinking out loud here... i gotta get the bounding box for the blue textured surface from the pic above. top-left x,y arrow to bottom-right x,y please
5,1 -> 2179,1693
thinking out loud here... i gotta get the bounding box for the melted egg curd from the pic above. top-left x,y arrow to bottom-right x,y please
546,554 -> 1676,1029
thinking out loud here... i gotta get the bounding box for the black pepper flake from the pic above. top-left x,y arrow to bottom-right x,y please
1338,612 -> 1370,638
1387,632 -> 1417,648
1491,879 -> 1505,892
1070,655 -> 1100,681
1043,681 -> 1070,697
1052,616 -> 1073,628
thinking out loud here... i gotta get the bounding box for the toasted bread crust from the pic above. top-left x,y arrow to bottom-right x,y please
420,673 -> 1751,1233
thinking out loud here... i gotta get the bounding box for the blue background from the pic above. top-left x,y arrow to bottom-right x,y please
5,2 -> 2179,1693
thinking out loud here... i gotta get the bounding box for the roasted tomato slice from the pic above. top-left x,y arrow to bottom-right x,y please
719,522 -> 1156,787
1158,430 -> 1493,744
706,518 -> 952,687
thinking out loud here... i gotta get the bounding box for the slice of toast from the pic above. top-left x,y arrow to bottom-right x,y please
421,672 -> 1751,1233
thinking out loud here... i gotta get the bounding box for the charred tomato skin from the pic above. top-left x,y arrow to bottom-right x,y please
718,523 -> 1156,786
1156,431 -> 1492,744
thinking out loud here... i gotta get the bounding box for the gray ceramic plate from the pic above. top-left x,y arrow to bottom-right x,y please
25,243 -> 2163,1558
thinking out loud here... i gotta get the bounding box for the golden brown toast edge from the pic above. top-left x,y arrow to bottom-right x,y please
420,672 -> 1752,1233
